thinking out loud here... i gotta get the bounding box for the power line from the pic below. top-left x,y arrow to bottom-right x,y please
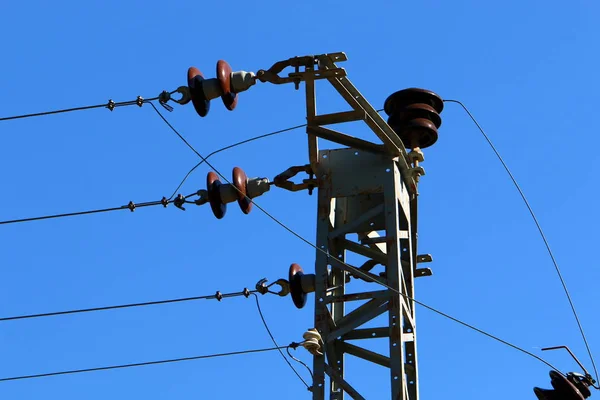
0,345 -> 293,383
444,98 -> 598,381
0,119 -> 304,226
148,102 -> 207,161
167,123 -> 306,200
0,199 -> 165,226
0,96 -> 161,122
251,293 -> 311,389
286,347 -> 314,381
0,289 -> 256,322
150,108 -> 565,375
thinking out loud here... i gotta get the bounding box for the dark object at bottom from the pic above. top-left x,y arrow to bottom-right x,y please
534,371 -> 591,400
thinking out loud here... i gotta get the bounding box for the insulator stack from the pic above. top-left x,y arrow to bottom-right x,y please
205,167 -> 270,219
383,88 -> 444,149
187,60 -> 256,118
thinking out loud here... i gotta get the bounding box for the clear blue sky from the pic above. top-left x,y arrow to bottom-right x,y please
0,1 -> 598,398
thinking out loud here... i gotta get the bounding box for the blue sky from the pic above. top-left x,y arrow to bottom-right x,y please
0,1 -> 598,398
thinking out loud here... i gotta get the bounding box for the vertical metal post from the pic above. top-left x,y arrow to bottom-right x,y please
312,148 -> 418,400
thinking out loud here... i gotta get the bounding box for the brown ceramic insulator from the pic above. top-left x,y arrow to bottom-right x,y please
396,103 -> 442,128
187,67 -> 210,117
289,263 -> 307,309
387,114 -> 439,149
232,167 -> 252,214
216,60 -> 238,111
384,88 -> 444,114
384,88 -> 443,149
534,371 -> 587,400
206,171 -> 226,219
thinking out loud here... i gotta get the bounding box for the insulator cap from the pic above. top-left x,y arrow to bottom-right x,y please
232,166 -> 252,214
187,67 -> 211,117
207,172 -> 226,219
289,263 -> 307,309
217,60 -> 238,111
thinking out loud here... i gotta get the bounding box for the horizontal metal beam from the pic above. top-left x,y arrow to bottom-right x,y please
327,297 -> 388,342
342,327 -> 390,340
311,110 -> 365,125
340,341 -> 390,368
330,258 -> 388,286
329,204 -> 384,239
307,126 -> 386,155
341,239 -> 388,265
328,290 -> 391,304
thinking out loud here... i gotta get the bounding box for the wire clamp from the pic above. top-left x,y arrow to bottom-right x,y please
173,194 -> 186,211
193,190 -> 209,206
273,165 -> 317,193
255,278 -> 290,296
161,197 -> 169,208
136,96 -> 144,107
107,99 -> 116,111
215,291 -> 223,301
127,201 -> 136,212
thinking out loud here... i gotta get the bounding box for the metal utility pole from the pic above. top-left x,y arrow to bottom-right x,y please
259,53 -> 443,400
182,52 -> 444,399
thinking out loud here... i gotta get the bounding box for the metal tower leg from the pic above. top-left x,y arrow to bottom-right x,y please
312,147 -> 418,400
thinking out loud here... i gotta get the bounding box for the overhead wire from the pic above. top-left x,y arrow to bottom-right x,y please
0,345 -> 293,383
0,96 -> 161,122
251,293 -> 311,389
0,93 -> 577,379
0,289 -> 256,322
151,105 -> 566,376
0,110 -> 304,226
0,199 -> 165,226
286,347 -> 314,381
444,99 -> 598,382
166,123 -> 306,200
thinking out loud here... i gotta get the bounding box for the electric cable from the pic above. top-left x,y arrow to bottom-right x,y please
0,199 -> 165,226
151,108 -> 566,376
286,347 -> 314,381
0,94 -> 570,377
0,345 -> 292,383
444,98 -> 598,382
0,289 -> 256,322
148,102 -> 206,161
167,123 -> 306,200
0,96 -> 161,122
0,119 -> 305,226
251,293 -> 311,389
